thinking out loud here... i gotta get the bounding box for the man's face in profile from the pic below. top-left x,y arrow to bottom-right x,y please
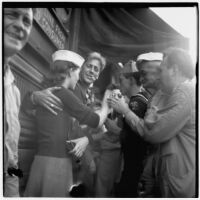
139,61 -> 161,90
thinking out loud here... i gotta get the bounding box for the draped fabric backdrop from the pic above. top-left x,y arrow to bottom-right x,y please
75,7 -> 189,93
77,7 -> 188,63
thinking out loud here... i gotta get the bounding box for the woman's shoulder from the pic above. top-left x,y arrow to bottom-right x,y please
55,86 -> 74,97
55,86 -> 84,108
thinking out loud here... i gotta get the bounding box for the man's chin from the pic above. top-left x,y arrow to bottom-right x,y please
4,42 -> 24,57
4,45 -> 21,58
84,78 -> 95,85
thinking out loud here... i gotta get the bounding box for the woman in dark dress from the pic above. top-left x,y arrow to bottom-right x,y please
24,50 -> 110,197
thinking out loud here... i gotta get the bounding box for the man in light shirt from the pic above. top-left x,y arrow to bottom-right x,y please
4,8 -> 35,197
108,47 -> 196,197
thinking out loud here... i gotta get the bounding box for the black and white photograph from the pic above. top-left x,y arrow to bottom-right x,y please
2,1 -> 198,198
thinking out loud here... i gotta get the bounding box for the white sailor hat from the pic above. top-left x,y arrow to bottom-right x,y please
136,52 -> 163,70
52,50 -> 85,68
137,52 -> 163,62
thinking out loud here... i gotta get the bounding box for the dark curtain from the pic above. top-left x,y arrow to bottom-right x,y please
77,7 -> 189,64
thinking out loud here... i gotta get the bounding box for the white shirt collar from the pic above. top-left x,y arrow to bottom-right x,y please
4,65 -> 15,87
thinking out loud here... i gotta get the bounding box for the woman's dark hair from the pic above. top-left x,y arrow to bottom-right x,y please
163,47 -> 195,79
43,60 -> 79,87
94,61 -> 122,95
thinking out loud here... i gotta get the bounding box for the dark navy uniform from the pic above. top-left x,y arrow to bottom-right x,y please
116,90 -> 150,197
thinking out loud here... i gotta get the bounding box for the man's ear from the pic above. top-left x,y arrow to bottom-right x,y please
68,68 -> 73,77
171,64 -> 179,76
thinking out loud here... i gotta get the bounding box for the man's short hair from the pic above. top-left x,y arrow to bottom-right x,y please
84,52 -> 106,72
163,47 -> 195,79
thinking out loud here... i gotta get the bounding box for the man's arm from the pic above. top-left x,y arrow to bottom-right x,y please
92,132 -> 106,141
124,110 -> 144,135
109,90 -> 192,144
104,118 -> 122,135
141,91 -> 191,143
21,87 -> 63,115
125,91 -> 191,143
95,89 -> 112,128
107,94 -> 147,136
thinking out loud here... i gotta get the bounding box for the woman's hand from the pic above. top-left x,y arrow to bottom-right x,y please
107,96 -> 129,115
32,87 -> 63,115
68,137 -> 89,158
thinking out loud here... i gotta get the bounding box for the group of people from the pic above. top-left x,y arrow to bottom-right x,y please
4,7 -> 196,198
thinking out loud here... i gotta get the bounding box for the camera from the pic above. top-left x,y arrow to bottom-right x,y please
111,89 -> 122,99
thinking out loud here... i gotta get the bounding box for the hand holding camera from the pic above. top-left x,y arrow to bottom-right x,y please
110,89 -> 122,100
107,90 -> 129,115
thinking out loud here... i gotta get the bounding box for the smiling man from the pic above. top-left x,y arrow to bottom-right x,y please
74,52 -> 106,106
4,8 -> 34,197
4,8 -> 33,61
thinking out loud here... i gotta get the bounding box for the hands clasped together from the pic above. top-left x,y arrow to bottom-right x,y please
107,90 -> 129,115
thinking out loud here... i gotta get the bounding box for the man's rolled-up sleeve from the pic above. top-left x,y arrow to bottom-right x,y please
142,91 -> 191,143
125,90 -> 192,143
